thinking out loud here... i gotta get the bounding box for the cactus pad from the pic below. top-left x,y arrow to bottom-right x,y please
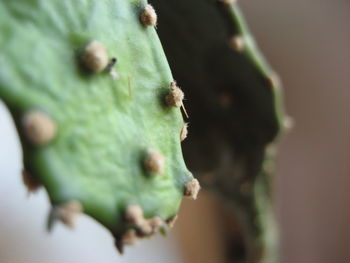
0,0 -> 196,251
151,0 -> 286,262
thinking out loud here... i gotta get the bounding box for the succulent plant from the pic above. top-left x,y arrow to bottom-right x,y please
0,0 -> 200,253
0,0 -> 289,260
150,0 -> 289,262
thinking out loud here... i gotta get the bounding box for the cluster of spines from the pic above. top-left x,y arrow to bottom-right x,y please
115,205 -> 174,253
18,3 -> 200,252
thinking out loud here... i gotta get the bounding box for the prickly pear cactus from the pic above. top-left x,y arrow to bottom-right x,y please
150,0 -> 288,262
0,0 -> 200,252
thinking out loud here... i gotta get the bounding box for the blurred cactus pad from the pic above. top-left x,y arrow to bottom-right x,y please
0,0 -> 199,252
150,0 -> 287,262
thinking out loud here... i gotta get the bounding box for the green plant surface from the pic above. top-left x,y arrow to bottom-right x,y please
0,0 -> 198,252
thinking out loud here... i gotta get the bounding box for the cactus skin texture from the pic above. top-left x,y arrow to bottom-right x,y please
0,0 -> 198,252
150,0 -> 287,262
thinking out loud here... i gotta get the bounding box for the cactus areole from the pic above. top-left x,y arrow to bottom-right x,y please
0,0 -> 199,252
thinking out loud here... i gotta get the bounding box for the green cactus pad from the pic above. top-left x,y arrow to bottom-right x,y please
150,0 -> 286,262
0,0 -> 194,249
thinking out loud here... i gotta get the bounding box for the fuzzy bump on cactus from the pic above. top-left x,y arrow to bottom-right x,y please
0,0 -> 199,252
150,0 -> 287,262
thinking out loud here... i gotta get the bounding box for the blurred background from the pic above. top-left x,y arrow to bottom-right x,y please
1,0 -> 349,262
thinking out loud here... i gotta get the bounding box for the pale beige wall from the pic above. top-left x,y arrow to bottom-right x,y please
240,1 -> 350,262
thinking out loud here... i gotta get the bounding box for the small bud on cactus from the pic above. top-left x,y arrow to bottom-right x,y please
267,72 -> 281,89
149,216 -> 164,233
184,178 -> 201,200
81,40 -> 109,73
126,205 -> 144,226
56,201 -> 83,229
22,110 -> 57,146
165,82 -> 184,108
218,0 -> 236,4
121,229 -> 137,245
140,4 -> 157,26
229,35 -> 245,52
166,215 -> 178,228
137,220 -> 153,236
22,170 -> 41,194
180,123 -> 188,141
144,149 -> 165,174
